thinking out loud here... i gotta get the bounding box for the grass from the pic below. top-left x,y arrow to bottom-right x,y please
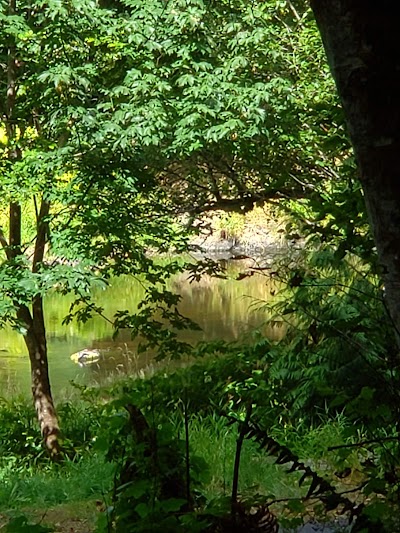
0,367 -> 360,532
0,454 -> 114,510
185,412 -> 359,502
272,413 -> 366,477
0,453 -> 113,531
0,410 -> 352,514
186,414 -> 304,501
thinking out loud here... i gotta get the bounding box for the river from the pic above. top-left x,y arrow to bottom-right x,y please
0,259 -> 283,396
0,259 -> 353,532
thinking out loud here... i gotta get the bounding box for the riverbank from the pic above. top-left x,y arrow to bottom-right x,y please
189,204 -> 300,254
0,373 -> 356,533
0,345 -> 379,532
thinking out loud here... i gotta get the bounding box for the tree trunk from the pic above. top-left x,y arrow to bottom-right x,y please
310,1 -> 400,344
4,0 -> 61,457
18,304 -> 61,458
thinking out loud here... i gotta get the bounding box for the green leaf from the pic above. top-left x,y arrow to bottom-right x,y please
160,498 -> 188,513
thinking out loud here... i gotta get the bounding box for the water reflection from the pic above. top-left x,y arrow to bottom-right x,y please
0,260 -> 283,396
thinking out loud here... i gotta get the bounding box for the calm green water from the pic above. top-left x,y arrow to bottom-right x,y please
0,262 -> 283,397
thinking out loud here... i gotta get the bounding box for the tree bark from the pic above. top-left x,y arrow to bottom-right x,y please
17,305 -> 61,458
310,1 -> 400,344
28,199 -> 61,457
4,0 -> 61,457
7,201 -> 61,457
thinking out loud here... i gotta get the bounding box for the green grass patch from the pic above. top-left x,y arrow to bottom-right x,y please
186,414 -> 303,500
0,454 -> 114,510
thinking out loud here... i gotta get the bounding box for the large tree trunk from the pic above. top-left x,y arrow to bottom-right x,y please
310,1 -> 400,344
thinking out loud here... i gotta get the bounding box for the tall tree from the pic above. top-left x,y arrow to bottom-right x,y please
2,0 -> 61,456
92,0 -> 347,215
0,0 -> 187,456
310,0 -> 400,344
0,0 -> 356,455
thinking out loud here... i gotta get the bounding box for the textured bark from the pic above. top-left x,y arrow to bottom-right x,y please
310,0 -> 400,343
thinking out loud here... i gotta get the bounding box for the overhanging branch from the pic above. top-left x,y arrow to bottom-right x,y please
183,189 -> 306,215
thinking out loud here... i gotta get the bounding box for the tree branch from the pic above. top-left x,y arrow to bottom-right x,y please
231,403 -> 252,516
184,189 -> 306,215
287,0 -> 302,24
32,199 -> 50,273
9,202 -> 21,259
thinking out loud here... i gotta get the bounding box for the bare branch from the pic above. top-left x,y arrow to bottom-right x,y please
287,0 -> 302,24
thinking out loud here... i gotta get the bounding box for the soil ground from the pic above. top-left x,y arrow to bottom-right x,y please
0,501 -> 100,532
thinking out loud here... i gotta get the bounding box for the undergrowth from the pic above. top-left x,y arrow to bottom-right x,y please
0,454 -> 114,510
1,242 -> 400,531
0,381 -> 352,527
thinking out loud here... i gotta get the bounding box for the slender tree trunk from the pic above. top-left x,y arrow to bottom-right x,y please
17,305 -> 61,458
9,200 -> 61,457
5,0 -> 61,457
29,199 -> 61,457
310,1 -> 400,345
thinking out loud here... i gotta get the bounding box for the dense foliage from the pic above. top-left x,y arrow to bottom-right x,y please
1,0 -> 400,531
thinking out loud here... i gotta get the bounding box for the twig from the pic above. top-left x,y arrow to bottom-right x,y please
287,0 -> 302,23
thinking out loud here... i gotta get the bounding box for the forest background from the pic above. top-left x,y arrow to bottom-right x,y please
0,0 -> 399,531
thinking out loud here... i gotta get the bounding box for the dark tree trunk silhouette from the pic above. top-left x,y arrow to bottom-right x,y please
310,0 -> 400,344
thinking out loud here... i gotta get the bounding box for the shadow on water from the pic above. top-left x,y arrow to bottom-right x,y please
0,257 -> 285,395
